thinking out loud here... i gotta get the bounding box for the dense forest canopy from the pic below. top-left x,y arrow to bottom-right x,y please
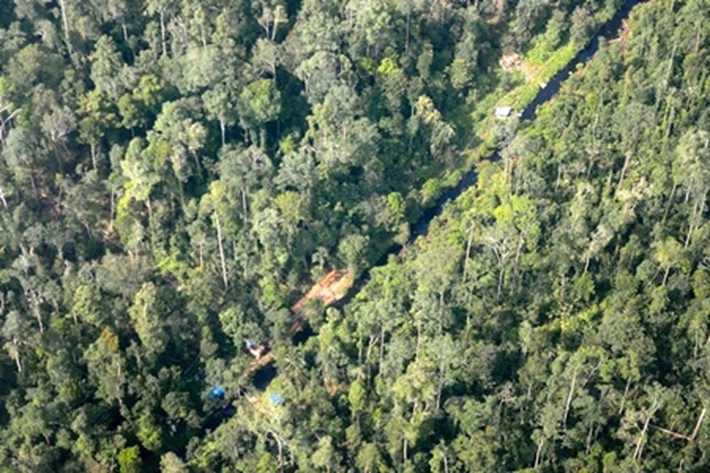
1,0 -> 709,471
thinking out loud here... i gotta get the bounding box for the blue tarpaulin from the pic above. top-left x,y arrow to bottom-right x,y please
268,393 -> 284,404
211,387 -> 226,399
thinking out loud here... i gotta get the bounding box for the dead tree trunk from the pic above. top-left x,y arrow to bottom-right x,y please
58,0 -> 72,56
214,212 -> 229,289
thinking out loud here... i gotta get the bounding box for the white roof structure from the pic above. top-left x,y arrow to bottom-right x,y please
495,106 -> 513,118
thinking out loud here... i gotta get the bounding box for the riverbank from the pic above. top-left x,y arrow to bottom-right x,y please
412,0 -> 646,228
240,0 -> 649,397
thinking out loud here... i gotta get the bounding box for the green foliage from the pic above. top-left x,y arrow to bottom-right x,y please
118,446 -> 142,473
3,0 -> 709,472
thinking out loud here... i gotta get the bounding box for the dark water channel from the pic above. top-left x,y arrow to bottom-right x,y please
243,0 -> 645,403
409,0 -> 644,240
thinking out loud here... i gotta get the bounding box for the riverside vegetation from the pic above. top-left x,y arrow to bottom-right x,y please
0,0 -> 709,472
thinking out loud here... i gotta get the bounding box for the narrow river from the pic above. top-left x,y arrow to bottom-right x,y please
409,0 -> 643,241
249,0 -> 646,397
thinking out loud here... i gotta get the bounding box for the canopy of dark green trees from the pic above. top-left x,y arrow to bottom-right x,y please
1,0 -> 709,471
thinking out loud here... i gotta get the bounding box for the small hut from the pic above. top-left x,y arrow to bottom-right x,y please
246,339 -> 268,359
268,393 -> 284,405
495,106 -> 513,118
